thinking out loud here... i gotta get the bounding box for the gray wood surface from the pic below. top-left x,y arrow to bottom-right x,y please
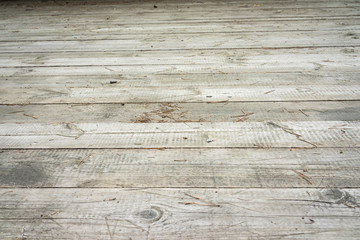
1,121 -> 359,149
1,0 -> 360,239
0,148 -> 359,188
1,101 -> 360,123
0,188 -> 359,239
0,32 -> 359,52
2,19 -> 360,42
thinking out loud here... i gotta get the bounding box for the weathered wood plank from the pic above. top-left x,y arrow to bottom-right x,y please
0,121 -> 359,149
0,188 -> 359,239
2,19 -> 360,41
1,48 -> 358,80
1,71 -> 359,91
1,148 -> 359,187
0,148 -> 359,188
2,0 -> 359,11
1,188 -> 359,218
1,2 -> 359,21
1,217 -> 359,240
2,13 -> 359,27
1,101 -> 359,123
0,31 -> 359,53
2,72 -> 359,87
1,48 -> 359,67
1,85 -> 360,104
2,50 -> 359,104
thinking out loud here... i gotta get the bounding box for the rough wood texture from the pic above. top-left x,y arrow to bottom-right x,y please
1,0 -> 360,239
0,148 -> 359,188
0,188 -> 359,239
1,121 -> 359,149
1,101 -> 360,123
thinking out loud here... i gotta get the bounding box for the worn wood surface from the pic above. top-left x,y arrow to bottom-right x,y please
1,0 -> 360,239
0,188 -> 359,239
1,101 -> 360,123
0,32 -> 359,52
0,148 -> 359,188
0,121 -> 359,149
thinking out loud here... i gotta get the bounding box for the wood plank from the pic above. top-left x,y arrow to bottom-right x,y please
1,72 -> 359,87
1,188 -> 359,218
1,217 -> 359,240
2,19 -> 360,41
2,0 -> 359,11
1,85 -> 360,104
1,2 -> 359,20
2,72 -> 359,87
0,188 -> 359,239
0,148 -> 359,188
1,48 -> 359,67
0,31 -> 359,53
0,48 -> 359,88
2,51 -> 359,104
0,121 -> 359,149
2,9 -> 360,26
1,101 -> 359,123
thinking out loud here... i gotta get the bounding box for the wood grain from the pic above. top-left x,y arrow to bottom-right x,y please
0,31 -> 359,53
1,0 -> 360,238
1,101 -> 359,123
2,19 -> 360,42
0,148 -> 359,188
0,188 -> 359,239
0,121 -> 359,149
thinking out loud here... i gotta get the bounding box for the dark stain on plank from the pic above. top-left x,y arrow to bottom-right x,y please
0,163 -> 47,186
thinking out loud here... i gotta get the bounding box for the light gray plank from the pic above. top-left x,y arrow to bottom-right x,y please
1,188 -> 359,218
0,31 -> 359,53
2,50 -> 359,103
1,85 -> 360,104
2,19 -> 360,41
1,48 -> 359,67
0,71 -> 359,89
1,48 -> 358,79
0,188 -> 359,239
0,121 -> 359,149
0,148 -> 359,188
2,72 -> 359,87
1,217 -> 359,240
1,101 -> 360,123
1,2 -> 359,20
2,0 -> 359,11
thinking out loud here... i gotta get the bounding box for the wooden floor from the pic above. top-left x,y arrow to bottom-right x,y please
1,0 -> 360,239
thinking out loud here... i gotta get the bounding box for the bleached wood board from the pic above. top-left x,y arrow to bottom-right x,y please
0,188 -> 359,239
2,0 -> 359,11
1,188 -> 359,218
2,49 -> 359,104
1,85 -> 360,104
1,48 -> 359,67
1,0 -> 359,9
1,101 -> 359,123
0,31 -> 359,53
2,9 -> 360,26
1,48 -> 358,79
2,19 -> 360,41
0,121 -> 359,149
0,148 -> 359,188
1,72 -> 359,87
2,72 -> 359,87
1,217 -> 359,240
1,2 -> 359,20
